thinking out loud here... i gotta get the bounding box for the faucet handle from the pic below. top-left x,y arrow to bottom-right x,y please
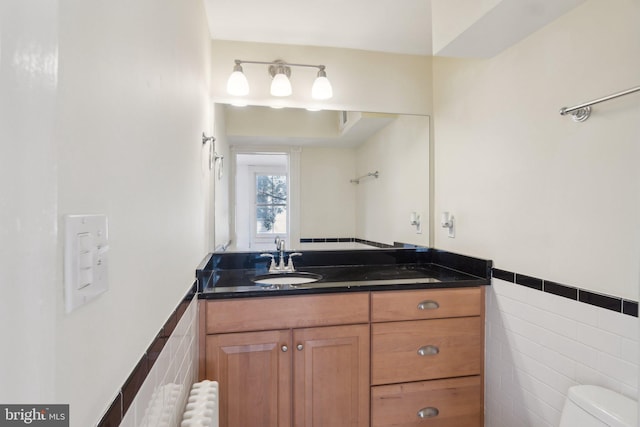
287,252 -> 303,270
260,253 -> 276,272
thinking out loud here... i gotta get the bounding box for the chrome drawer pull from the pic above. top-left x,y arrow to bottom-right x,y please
417,407 -> 439,419
417,300 -> 439,310
417,345 -> 439,356
281,345 -> 288,352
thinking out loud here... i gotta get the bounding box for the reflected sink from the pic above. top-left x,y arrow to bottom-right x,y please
252,271 -> 323,286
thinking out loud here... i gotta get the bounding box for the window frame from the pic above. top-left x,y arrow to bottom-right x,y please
249,165 -> 289,244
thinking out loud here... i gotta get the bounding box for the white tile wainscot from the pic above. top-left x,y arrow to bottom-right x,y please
119,299 -> 199,427
485,279 -> 638,427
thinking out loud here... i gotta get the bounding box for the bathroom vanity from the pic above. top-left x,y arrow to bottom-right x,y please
196,248 -> 491,427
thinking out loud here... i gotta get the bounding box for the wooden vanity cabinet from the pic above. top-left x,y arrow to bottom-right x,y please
201,286 -> 485,427
370,287 -> 485,427
202,293 -> 370,427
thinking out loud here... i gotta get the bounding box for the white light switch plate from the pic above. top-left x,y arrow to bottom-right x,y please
64,214 -> 109,313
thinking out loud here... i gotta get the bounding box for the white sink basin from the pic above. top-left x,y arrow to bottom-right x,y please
252,272 -> 322,286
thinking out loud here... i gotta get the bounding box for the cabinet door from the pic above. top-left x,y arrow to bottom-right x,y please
206,330 -> 291,427
293,324 -> 370,427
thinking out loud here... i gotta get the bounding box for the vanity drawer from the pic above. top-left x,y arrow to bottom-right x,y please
371,287 -> 482,322
205,292 -> 369,334
371,376 -> 482,427
371,317 -> 482,385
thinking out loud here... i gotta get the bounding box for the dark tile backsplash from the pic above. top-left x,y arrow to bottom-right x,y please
623,300 -> 638,317
579,290 -> 622,313
147,331 -> 165,371
122,355 -> 149,414
298,237 -> 395,248
543,281 -> 578,300
515,274 -> 543,291
492,268 -> 515,282
492,268 -> 637,317
96,393 -> 122,427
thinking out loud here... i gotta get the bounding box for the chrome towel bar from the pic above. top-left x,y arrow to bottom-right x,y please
560,85 -> 640,122
350,171 -> 379,184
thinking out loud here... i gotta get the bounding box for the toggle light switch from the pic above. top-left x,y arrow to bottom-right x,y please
77,266 -> 93,290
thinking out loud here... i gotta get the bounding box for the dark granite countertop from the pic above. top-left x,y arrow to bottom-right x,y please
196,248 -> 492,299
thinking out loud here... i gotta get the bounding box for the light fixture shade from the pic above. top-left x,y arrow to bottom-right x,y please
227,65 -> 249,96
311,69 -> 333,100
270,71 -> 292,97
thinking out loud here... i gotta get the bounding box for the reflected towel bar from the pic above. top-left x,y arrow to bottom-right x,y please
350,171 -> 379,184
560,85 -> 640,122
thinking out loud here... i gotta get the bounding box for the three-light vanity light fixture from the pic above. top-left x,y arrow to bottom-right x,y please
226,59 -> 333,100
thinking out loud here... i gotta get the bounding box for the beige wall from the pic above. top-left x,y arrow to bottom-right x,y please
211,40 -> 433,115
54,0 -> 212,425
432,0 -> 640,299
356,115 -> 430,246
300,147 -> 357,238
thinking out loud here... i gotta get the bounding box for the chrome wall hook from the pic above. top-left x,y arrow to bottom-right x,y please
441,212 -> 455,238
202,132 -> 215,145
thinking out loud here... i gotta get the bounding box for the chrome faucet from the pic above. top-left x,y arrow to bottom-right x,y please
276,237 -> 286,270
260,237 -> 302,273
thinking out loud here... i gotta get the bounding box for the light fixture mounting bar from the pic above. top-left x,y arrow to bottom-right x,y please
233,59 -> 326,71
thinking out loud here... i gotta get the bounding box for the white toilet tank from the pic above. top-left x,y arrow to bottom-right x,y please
559,385 -> 637,427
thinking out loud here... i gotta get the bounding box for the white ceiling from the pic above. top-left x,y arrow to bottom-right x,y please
203,0 -> 586,58
203,0 -> 433,56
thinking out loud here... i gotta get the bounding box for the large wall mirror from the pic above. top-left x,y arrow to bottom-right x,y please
211,103 -> 430,251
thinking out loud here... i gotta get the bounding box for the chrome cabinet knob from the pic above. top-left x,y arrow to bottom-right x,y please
417,407 -> 439,419
417,345 -> 439,356
281,345 -> 288,352
417,300 -> 439,310
296,344 -> 304,351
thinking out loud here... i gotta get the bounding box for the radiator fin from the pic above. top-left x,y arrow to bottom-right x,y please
180,380 -> 219,427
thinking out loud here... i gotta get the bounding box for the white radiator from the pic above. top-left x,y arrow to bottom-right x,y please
180,380 -> 219,427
